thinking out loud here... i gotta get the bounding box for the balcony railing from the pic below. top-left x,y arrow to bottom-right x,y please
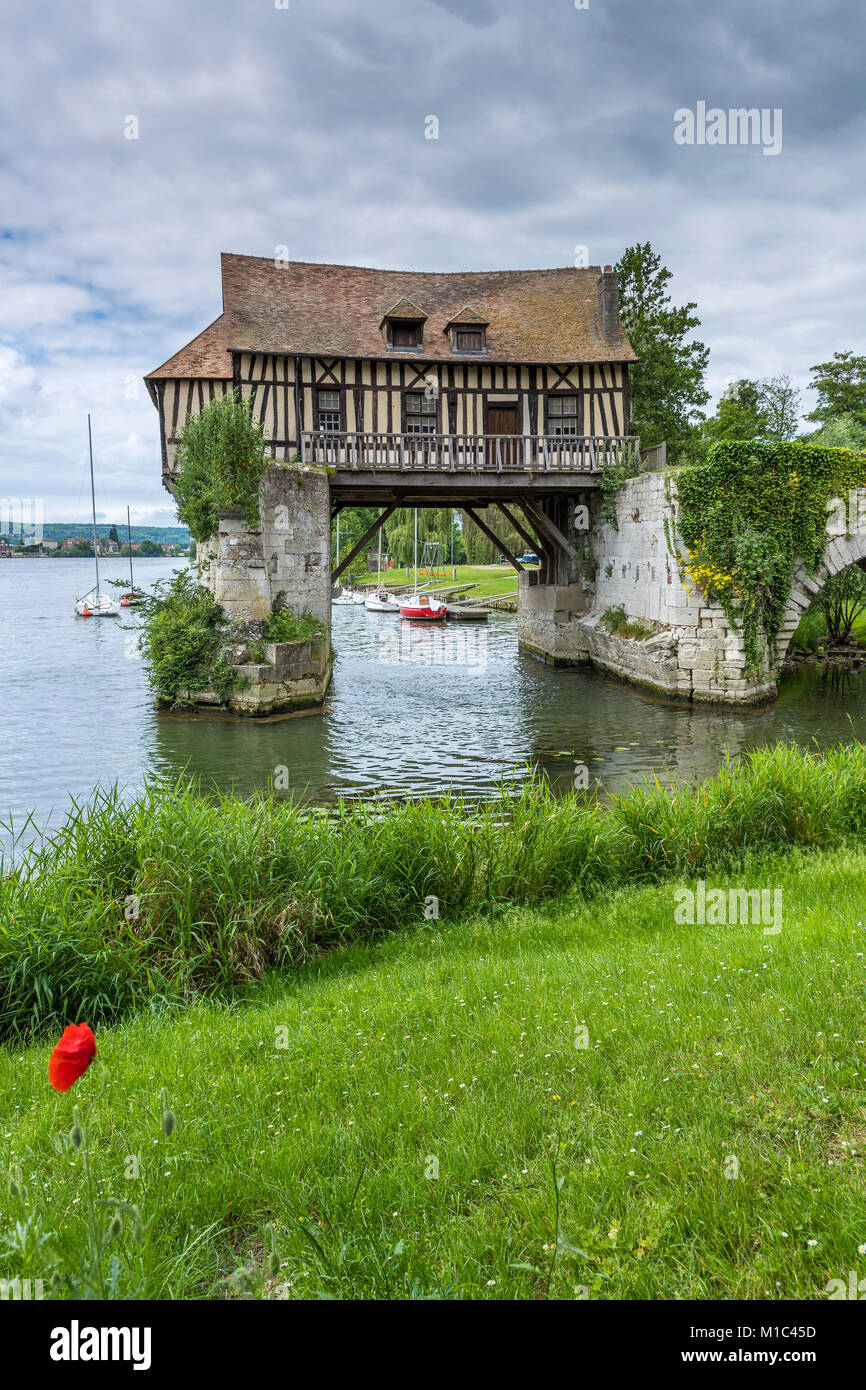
300,431 -> 639,473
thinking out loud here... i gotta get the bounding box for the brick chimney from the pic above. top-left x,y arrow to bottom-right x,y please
598,265 -> 621,341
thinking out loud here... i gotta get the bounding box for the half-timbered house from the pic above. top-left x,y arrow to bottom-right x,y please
145,254 -> 637,484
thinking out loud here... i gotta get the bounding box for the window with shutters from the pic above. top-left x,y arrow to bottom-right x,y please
389,322 -> 422,348
452,327 -> 485,353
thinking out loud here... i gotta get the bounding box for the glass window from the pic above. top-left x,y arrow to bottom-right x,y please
548,395 -> 578,435
317,389 -> 341,432
404,392 -> 437,434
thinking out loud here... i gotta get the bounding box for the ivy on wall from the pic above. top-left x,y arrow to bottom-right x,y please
599,439 -> 643,527
675,440 -> 866,674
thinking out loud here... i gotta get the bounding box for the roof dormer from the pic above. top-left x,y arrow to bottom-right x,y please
380,297 -> 427,350
444,305 -> 489,354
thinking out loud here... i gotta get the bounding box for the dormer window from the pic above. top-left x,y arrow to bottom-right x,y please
390,322 -> 422,348
445,306 -> 489,354
380,297 -> 427,351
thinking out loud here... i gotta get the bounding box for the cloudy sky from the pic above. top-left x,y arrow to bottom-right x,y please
1,0 -> 863,525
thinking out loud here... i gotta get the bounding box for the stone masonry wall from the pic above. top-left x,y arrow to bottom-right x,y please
197,464 -> 332,625
518,470 -> 776,704
193,462 -> 333,714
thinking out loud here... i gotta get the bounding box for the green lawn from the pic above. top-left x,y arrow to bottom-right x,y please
4,840 -> 866,1300
362,562 -> 525,599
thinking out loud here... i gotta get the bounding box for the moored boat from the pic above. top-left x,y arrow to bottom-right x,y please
76,587 -> 121,618
74,416 -> 121,619
365,589 -> 400,612
399,592 -> 447,621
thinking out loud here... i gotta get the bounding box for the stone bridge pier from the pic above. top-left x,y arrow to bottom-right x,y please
518,474 -> 866,705
194,463 -> 333,714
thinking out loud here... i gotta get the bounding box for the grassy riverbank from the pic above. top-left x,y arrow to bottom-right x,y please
2,837 -> 865,1299
3,742 -> 866,1041
366,562 -> 522,598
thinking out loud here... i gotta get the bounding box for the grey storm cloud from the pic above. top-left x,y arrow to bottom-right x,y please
0,0 -> 864,521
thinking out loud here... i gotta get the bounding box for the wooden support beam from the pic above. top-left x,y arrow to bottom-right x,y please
521,499 -> 577,562
496,502 -> 550,559
463,506 -> 524,573
331,504 -> 397,583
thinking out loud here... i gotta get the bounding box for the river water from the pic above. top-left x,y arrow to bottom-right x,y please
2,557 -> 866,844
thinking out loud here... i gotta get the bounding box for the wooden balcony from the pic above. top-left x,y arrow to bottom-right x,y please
300,431 -> 639,474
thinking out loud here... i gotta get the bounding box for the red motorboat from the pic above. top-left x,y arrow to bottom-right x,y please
398,592 -> 447,622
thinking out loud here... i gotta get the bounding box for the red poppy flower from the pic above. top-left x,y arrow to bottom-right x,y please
49,1023 -> 97,1093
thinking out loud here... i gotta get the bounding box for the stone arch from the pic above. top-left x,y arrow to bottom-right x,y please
775,489 -> 866,665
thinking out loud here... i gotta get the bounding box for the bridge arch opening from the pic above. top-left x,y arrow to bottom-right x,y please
777,511 -> 866,668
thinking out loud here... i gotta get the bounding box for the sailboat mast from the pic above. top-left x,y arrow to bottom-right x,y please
376,508 -> 383,590
127,505 -> 134,589
87,414 -> 100,595
413,508 -> 418,591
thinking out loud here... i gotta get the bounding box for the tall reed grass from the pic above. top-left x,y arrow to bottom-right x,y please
2,741 -> 864,1040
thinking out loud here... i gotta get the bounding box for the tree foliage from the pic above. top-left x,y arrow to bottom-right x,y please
676,440 -> 866,673
615,242 -> 710,463
808,351 -> 866,429
174,393 -> 270,542
813,565 -> 866,642
703,374 -> 802,445
138,569 -> 241,707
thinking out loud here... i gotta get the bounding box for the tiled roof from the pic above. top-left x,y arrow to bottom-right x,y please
380,296 -> 427,323
145,314 -> 232,380
445,305 -> 490,327
220,255 -> 636,364
146,257 -> 636,379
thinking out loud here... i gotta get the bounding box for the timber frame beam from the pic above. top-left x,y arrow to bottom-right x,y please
463,506 -> 524,573
495,501 -> 551,561
331,505 -> 397,583
520,499 -> 578,562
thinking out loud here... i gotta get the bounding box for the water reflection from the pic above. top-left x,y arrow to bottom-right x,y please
3,558 -> 866,838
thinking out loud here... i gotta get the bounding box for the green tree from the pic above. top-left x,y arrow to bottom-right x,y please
137,539 -> 162,557
804,415 -> 866,451
109,524 -> 119,544
703,379 -> 767,442
807,351 -> 866,429
814,565 -> 866,643
759,374 -> 801,440
615,242 -> 710,463
174,393 -> 270,541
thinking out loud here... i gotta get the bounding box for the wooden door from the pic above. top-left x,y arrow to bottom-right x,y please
486,406 -> 519,468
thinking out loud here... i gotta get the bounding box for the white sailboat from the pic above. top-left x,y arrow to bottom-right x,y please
74,415 -> 120,618
365,509 -> 399,611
